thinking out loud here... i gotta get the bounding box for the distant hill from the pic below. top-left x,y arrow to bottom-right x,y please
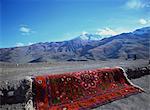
0,27 -> 150,63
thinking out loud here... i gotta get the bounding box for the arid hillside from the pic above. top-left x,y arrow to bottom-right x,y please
0,27 -> 149,63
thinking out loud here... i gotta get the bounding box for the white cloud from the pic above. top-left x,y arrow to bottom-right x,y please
115,28 -> 132,34
15,42 -> 35,47
16,42 -> 24,47
125,0 -> 147,9
81,31 -> 88,35
28,42 -> 35,45
139,18 -> 148,25
96,27 -> 132,37
96,28 -> 118,36
19,25 -> 35,35
20,27 -> 30,33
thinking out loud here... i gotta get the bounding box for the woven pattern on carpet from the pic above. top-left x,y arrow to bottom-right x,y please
33,67 -> 143,110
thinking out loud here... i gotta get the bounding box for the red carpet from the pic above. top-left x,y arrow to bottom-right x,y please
33,67 -> 143,110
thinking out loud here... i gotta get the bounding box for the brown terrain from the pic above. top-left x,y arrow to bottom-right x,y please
0,59 -> 150,110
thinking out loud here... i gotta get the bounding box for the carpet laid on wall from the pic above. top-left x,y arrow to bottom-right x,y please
33,67 -> 143,110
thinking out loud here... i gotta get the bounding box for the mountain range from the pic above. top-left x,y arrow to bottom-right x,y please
0,27 -> 150,63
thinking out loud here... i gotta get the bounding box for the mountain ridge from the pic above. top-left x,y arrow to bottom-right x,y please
0,27 -> 149,63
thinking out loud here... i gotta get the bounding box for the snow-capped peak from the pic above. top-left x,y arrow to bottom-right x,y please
78,33 -> 103,41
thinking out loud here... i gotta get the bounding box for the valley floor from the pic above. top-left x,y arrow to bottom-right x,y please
0,59 -> 149,81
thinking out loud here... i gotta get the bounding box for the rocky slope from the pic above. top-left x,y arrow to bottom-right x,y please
0,27 -> 149,63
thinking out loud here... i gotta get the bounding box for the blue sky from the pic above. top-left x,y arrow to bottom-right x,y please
1,0 -> 150,48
